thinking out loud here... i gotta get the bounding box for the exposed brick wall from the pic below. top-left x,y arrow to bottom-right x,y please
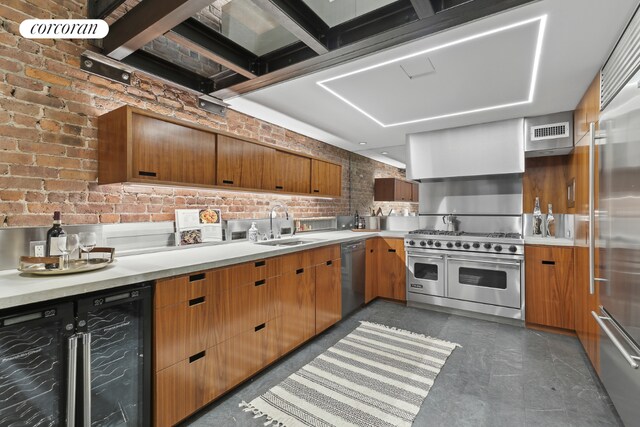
0,0 -> 417,227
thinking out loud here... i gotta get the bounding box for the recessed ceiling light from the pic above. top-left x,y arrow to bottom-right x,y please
359,142 -> 367,145
381,151 -> 388,155
317,15 -> 548,128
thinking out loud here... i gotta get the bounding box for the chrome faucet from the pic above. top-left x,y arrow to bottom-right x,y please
269,204 -> 289,239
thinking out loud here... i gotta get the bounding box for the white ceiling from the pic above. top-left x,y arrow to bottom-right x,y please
226,0 -> 639,168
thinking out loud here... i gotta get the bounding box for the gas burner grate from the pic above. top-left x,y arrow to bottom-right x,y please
486,232 -> 523,239
409,229 -> 464,236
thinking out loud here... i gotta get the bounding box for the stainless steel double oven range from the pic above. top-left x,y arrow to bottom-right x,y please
405,229 -> 525,320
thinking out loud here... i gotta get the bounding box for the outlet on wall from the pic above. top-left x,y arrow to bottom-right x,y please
30,241 -> 46,257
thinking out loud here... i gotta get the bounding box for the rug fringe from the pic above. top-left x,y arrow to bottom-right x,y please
359,321 -> 462,348
239,401 -> 287,427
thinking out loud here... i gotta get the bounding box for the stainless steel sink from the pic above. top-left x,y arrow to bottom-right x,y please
256,238 -> 322,247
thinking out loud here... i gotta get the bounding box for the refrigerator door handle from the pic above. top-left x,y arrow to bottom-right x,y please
589,122 -> 596,295
589,123 -> 608,294
67,335 -> 79,427
591,311 -> 640,369
82,332 -> 92,427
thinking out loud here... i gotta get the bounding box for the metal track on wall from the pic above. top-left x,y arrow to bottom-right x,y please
601,2 -> 640,110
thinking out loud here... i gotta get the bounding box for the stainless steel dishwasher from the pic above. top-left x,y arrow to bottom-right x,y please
341,240 -> 366,316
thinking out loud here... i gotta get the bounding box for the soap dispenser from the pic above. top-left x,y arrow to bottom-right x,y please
248,222 -> 258,243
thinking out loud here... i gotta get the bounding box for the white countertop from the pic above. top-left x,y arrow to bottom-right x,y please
0,230 -> 406,310
524,236 -> 575,247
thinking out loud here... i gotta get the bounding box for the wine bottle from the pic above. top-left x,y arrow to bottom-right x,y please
45,211 -> 66,269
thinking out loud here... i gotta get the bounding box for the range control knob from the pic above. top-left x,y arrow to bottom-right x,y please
494,245 -> 503,252
409,240 -> 415,246
473,242 -> 480,249
484,243 -> 492,249
434,242 -> 441,248
420,241 -> 427,247
427,240 -> 434,246
463,243 -> 470,249
455,242 -> 462,247
509,245 -> 518,253
446,242 -> 453,248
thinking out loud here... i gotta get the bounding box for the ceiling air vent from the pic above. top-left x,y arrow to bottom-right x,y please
530,122 -> 569,141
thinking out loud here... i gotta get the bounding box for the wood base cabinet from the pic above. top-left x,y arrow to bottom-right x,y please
278,266 -> 316,355
154,246 -> 341,426
525,245 -> 575,330
365,237 -> 406,303
315,258 -> 342,334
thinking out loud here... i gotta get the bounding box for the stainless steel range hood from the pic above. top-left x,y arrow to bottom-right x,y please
406,118 -> 525,180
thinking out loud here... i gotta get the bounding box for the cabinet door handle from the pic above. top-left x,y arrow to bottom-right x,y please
255,260 -> 266,267
254,323 -> 266,332
223,180 -> 234,184
542,260 -> 555,265
275,185 -> 284,190
313,189 -> 320,193
326,260 -> 332,266
189,296 -> 205,306
255,279 -> 266,287
388,249 -> 396,253
189,351 -> 205,363
190,273 -> 205,282
296,268 -> 304,275
138,170 -> 157,177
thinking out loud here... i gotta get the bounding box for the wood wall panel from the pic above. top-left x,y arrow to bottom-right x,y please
571,72 -> 601,371
523,155 -> 572,214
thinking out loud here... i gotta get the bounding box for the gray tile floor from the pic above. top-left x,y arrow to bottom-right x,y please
184,300 -> 622,427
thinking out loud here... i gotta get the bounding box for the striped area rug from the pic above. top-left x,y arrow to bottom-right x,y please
240,321 -> 459,427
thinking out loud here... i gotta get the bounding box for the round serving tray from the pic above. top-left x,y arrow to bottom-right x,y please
19,258 -> 116,276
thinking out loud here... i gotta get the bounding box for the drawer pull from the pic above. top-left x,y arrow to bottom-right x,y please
138,170 -> 157,177
326,260 -> 332,266
275,185 -> 284,190
189,273 -> 205,282
189,351 -> 205,363
255,260 -> 266,267
313,189 -> 320,193
255,323 -> 266,332
388,249 -> 397,253
223,180 -> 234,184
255,279 -> 266,287
542,260 -> 555,265
296,268 -> 304,275
189,296 -> 205,306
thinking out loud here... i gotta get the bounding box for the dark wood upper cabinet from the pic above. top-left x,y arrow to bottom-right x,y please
374,178 -> 418,202
216,135 -> 275,190
311,159 -> 342,197
274,151 -> 311,194
99,106 -> 216,187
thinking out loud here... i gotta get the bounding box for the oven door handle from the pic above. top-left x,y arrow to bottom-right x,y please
407,254 -> 445,260
447,257 -> 521,267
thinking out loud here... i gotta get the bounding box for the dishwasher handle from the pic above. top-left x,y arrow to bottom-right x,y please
341,241 -> 365,252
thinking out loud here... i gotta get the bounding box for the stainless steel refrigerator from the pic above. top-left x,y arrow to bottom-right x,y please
0,283 -> 152,426
594,68 -> 640,426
